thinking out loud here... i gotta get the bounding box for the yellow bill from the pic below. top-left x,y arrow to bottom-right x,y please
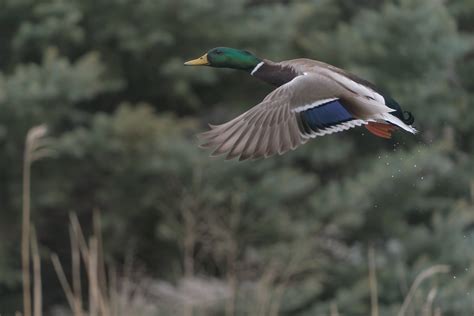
184,53 -> 209,66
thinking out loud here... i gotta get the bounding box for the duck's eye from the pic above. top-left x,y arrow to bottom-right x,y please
214,50 -> 223,55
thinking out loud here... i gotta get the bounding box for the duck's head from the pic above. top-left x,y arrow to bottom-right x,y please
184,47 -> 261,71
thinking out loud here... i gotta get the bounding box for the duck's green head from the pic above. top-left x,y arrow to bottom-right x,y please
184,47 -> 261,71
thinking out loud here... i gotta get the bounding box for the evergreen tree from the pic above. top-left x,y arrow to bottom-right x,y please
0,0 -> 473,314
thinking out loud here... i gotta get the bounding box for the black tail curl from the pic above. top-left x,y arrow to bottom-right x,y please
402,111 -> 415,125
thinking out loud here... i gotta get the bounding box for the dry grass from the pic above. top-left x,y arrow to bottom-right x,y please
21,125 -> 53,316
51,211 -> 111,316
397,265 -> 450,316
18,124 -> 453,316
31,227 -> 42,316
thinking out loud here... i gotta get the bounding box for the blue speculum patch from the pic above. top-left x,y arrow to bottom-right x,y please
300,100 -> 354,131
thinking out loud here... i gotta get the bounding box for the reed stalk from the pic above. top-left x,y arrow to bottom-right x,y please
21,125 -> 51,316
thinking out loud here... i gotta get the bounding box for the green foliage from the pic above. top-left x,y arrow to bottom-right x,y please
0,0 -> 473,315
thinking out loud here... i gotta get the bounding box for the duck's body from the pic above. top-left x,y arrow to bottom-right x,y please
185,48 -> 416,161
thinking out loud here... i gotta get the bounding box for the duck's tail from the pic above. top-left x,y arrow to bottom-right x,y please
402,110 -> 415,125
380,112 -> 417,134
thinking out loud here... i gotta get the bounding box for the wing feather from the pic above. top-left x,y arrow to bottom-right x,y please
199,73 -> 399,160
239,124 -> 262,161
252,126 -> 271,159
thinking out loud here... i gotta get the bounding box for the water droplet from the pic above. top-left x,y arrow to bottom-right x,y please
421,176 -> 424,181
386,162 -> 390,166
453,275 -> 456,279
391,175 -> 395,178
414,164 -> 417,168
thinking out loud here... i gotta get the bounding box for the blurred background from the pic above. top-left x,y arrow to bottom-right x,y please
1,0 -> 474,315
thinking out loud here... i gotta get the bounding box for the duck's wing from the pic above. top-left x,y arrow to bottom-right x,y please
199,73 -> 397,161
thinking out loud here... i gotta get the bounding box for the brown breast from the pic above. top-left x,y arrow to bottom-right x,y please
251,60 -> 301,87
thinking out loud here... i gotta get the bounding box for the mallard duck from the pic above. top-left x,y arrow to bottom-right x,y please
185,47 -> 416,161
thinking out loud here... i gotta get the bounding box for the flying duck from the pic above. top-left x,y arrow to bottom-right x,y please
185,47 -> 416,161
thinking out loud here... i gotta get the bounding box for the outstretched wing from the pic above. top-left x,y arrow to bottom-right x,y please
199,74 -> 394,161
